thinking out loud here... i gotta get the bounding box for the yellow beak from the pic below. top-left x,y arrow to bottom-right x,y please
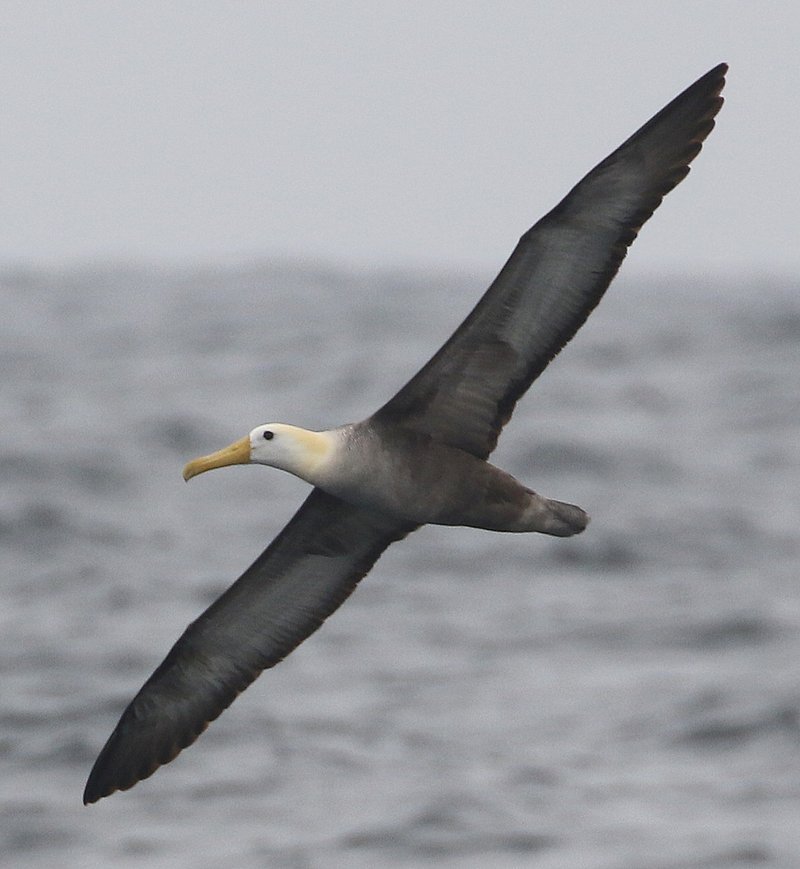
182,436 -> 251,481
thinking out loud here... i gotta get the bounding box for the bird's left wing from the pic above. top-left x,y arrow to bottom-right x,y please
84,489 -> 416,803
372,63 -> 726,459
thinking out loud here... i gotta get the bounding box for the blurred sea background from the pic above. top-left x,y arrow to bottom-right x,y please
2,262 -> 799,868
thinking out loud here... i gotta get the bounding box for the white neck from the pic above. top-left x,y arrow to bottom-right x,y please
249,423 -> 343,485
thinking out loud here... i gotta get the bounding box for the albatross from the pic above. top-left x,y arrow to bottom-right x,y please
84,63 -> 726,803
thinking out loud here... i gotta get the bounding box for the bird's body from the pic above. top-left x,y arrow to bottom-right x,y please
237,421 -> 587,533
84,63 -> 727,804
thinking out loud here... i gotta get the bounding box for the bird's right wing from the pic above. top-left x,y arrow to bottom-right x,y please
83,489 -> 416,803
372,64 -> 726,459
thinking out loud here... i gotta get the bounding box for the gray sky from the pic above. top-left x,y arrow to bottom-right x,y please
1,1 -> 797,278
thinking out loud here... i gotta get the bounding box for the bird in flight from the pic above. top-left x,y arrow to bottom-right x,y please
84,63 -> 726,803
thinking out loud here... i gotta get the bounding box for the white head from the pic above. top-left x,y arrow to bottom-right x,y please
183,423 -> 334,484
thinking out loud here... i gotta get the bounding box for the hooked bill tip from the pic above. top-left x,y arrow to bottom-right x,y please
181,436 -> 251,482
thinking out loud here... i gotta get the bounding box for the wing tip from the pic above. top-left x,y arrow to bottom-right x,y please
83,746 -> 168,804
83,710 -> 215,804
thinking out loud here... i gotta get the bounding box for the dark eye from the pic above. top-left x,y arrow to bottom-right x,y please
262,430 -> 274,441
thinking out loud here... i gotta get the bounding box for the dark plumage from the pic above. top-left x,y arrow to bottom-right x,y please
85,63 -> 726,804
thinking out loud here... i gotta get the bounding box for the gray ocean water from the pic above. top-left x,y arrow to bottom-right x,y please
1,262 -> 799,868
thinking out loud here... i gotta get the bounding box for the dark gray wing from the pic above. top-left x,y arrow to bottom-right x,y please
83,489 -> 416,803
372,64 -> 726,459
